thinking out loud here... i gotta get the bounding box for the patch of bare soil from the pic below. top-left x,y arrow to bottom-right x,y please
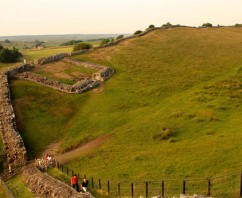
54,134 -> 111,164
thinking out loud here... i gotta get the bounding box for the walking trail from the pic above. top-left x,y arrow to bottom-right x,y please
54,134 -> 112,164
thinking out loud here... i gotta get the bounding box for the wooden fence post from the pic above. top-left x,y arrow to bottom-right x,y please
118,182 -> 120,197
208,179 -> 211,197
61,165 -> 63,172
183,180 -> 186,194
57,162 -> 59,169
99,178 -> 101,190
146,182 -> 148,198
108,181 -> 110,194
131,183 -> 134,197
162,181 -> 164,197
72,170 -> 74,176
66,167 -> 69,176
92,177 -> 94,188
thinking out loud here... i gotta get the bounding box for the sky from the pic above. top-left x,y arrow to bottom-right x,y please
0,0 -> 241,36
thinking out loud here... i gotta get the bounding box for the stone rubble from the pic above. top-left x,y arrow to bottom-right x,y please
63,57 -> 114,81
14,72 -> 100,94
22,164 -> 94,198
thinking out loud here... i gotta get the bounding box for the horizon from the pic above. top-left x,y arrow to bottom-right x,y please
0,0 -> 241,36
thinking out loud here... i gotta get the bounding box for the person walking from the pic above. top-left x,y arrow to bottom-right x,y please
81,178 -> 89,192
71,174 -> 79,192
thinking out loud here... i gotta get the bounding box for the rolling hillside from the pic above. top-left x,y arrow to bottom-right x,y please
10,27 -> 242,182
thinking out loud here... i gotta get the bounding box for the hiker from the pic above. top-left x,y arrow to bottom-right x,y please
8,164 -> 12,174
71,174 -> 79,192
81,178 -> 89,192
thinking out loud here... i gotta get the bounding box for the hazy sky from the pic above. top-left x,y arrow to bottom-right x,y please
0,0 -> 241,36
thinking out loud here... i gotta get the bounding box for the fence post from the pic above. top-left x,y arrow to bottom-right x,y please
66,167 -> 69,176
99,178 -> 101,190
78,173 -> 80,178
118,182 -> 120,197
208,179 -> 211,196
240,172 -> 242,197
131,183 -> 134,197
162,181 -> 164,197
57,162 -> 59,169
72,170 -> 74,176
61,165 -> 63,172
92,177 -> 94,188
146,182 -> 148,198
108,181 -> 110,194
183,180 -> 186,194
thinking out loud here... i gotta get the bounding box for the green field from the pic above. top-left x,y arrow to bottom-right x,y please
5,175 -> 35,198
9,27 -> 242,185
0,182 -> 10,198
21,46 -> 73,61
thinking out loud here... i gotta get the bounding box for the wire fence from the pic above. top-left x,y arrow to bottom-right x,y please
56,162 -> 242,197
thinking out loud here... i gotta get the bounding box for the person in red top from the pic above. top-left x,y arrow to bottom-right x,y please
71,174 -> 79,192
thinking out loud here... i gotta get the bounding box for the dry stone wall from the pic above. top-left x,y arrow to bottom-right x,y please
63,57 -> 114,81
0,64 -> 34,165
14,72 -> 100,94
22,164 -> 93,198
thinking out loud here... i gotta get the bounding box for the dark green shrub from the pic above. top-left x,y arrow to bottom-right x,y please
134,30 -> 142,35
148,24 -> 155,29
116,35 -> 124,40
99,39 -> 110,46
202,23 -> 213,28
0,47 -> 22,63
73,43 -> 92,51
3,39 -> 11,43
162,22 -> 172,27
234,23 -> 242,28
60,40 -> 83,46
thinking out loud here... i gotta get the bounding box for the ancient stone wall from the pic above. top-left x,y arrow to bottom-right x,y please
22,164 -> 93,198
63,57 -> 114,81
14,72 -> 100,94
0,64 -> 34,165
36,53 -> 70,65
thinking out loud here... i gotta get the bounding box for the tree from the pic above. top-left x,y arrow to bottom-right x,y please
234,23 -> 242,28
116,35 -> 124,40
202,23 -> 213,28
73,43 -> 92,51
148,24 -> 155,29
134,30 -> 142,35
162,22 -> 172,27
99,39 -> 110,46
3,39 -> 11,43
0,46 -> 22,63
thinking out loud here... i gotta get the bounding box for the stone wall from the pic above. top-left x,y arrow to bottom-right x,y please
63,57 -> 114,81
36,50 -> 89,65
0,64 -> 34,165
14,72 -> 100,94
22,164 -> 93,198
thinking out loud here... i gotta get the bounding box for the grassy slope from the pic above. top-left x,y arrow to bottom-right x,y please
0,183 -> 10,198
5,175 -> 35,198
10,27 -> 242,181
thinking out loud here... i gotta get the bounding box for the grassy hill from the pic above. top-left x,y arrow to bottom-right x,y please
10,27 -> 242,183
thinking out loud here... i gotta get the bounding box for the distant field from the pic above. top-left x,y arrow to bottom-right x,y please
21,46 -> 73,61
10,27 -> 242,184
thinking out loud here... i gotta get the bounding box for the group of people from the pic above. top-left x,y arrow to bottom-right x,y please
71,174 -> 89,192
35,154 -> 56,171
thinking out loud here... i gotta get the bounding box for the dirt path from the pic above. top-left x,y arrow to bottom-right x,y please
55,134 -> 111,164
